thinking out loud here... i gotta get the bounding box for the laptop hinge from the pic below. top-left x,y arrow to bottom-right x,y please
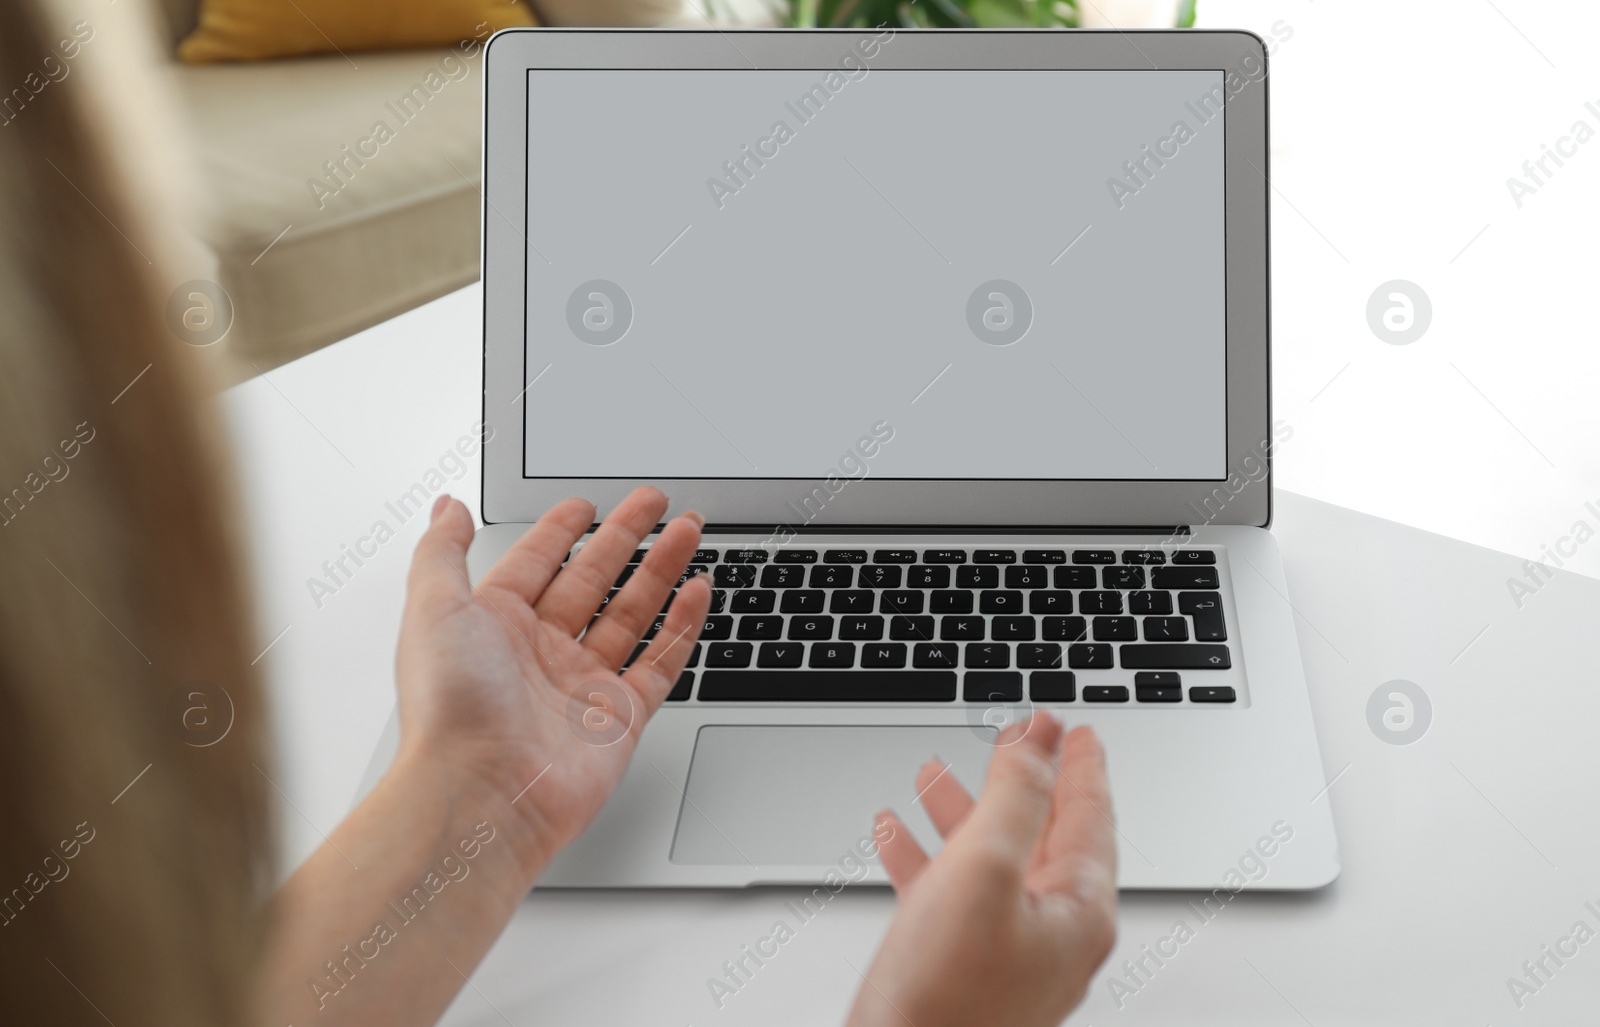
639,523 -> 1192,537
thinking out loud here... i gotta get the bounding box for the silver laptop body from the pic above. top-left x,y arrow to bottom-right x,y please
473,28 -> 1339,889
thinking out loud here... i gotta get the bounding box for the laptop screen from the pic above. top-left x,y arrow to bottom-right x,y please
522,67 -> 1227,482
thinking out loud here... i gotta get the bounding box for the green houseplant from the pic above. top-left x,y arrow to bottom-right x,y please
782,0 -> 1196,29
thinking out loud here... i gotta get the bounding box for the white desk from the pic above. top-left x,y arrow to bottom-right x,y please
226,284 -> 1600,1026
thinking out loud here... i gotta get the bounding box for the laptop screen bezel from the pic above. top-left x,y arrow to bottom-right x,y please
481,29 -> 1273,530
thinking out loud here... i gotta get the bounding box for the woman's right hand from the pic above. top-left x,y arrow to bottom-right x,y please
847,715 -> 1118,1027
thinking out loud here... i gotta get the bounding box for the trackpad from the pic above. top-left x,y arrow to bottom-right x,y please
670,725 -> 996,867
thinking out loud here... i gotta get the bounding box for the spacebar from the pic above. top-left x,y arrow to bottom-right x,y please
698,671 -> 957,702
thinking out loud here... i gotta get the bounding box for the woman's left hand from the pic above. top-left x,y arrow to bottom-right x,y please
392,486 -> 710,881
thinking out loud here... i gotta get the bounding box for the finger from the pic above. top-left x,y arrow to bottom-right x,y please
874,810 -> 929,891
914,758 -> 976,839
535,486 -> 669,635
953,712 -> 1065,869
477,496 -> 595,605
583,512 -> 704,667
1035,725 -> 1118,903
404,496 -> 476,615
619,572 -> 712,719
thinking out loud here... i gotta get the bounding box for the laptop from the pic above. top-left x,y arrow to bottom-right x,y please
470,27 -> 1340,889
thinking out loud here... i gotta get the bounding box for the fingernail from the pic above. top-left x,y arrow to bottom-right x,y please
431,495 -> 450,522
683,509 -> 706,529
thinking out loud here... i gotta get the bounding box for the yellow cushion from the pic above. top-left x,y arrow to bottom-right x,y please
178,0 -> 536,63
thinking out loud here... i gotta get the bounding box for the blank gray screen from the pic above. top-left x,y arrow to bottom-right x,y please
523,68 -> 1227,480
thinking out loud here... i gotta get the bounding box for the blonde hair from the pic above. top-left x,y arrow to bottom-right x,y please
0,0 -> 271,1023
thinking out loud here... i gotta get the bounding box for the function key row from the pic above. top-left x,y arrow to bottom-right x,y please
707,563 -> 1220,592
627,547 -> 1218,566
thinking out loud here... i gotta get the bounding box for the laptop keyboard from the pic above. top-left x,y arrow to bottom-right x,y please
598,546 -> 1238,707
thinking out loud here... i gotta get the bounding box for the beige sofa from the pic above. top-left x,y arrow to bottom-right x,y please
151,0 -> 697,375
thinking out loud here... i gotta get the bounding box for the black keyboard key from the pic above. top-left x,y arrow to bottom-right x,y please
964,671 -> 1022,702
923,549 -> 967,564
676,565 -> 710,587
1136,684 -> 1182,702
1068,643 -> 1114,669
974,550 -> 1017,564
931,590 -> 975,614
1084,685 -> 1130,702
629,549 -> 648,564
1130,591 -> 1173,615
907,565 -> 950,589
889,615 -> 935,641
1029,591 -> 1073,614
788,615 -> 834,640
1179,592 -> 1227,641
1152,567 -> 1220,590
991,616 -> 1036,641
1005,565 -> 1049,589
824,549 -> 868,564
964,643 -> 1010,669
979,590 -> 1024,614
1103,566 -> 1146,590
773,549 -> 817,563
940,616 -> 985,641
874,549 -> 918,564
860,642 -> 906,667
1093,616 -> 1137,641
1120,644 -> 1232,669
858,565 -> 903,589
730,590 -> 776,614
700,615 -> 733,640
1073,550 -> 1117,564
1190,685 -> 1237,703
1030,671 -> 1076,702
780,590 -> 825,614
913,643 -> 959,668
809,642 -> 856,668
1135,672 -> 1181,687
1017,643 -> 1063,669
708,590 -> 728,614
956,565 -> 999,589
692,548 -> 719,563
698,670 -> 956,702
830,590 -> 875,614
759,565 -> 807,588
613,565 -> 636,587
757,642 -> 804,668
1143,617 -> 1190,642
713,565 -> 756,588
880,590 -> 925,614
726,549 -> 769,563
1042,616 -> 1089,642
706,642 -> 753,667
1079,591 -> 1124,615
809,565 -> 854,588
1121,549 -> 1167,565
1173,550 -> 1216,565
1022,549 -> 1067,564
840,615 -> 885,640
686,642 -> 702,668
1054,566 -> 1096,589
736,615 -> 783,640
667,672 -> 694,701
